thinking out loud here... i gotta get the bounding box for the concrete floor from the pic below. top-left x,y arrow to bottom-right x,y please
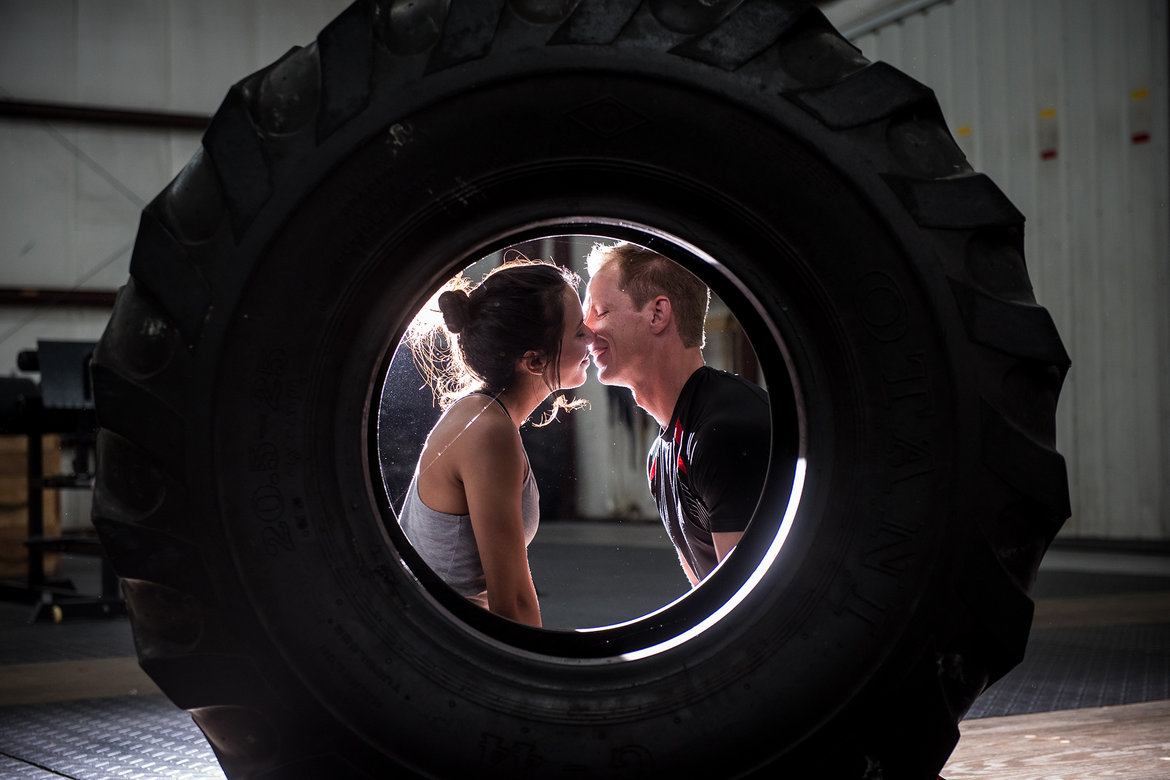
0,525 -> 1167,779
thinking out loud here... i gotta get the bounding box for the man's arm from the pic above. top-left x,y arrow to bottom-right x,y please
677,549 -> 699,587
713,531 -> 742,562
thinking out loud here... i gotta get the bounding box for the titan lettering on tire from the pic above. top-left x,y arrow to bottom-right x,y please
92,2 -> 1071,778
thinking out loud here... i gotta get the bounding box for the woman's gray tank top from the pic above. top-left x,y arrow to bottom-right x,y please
398,396 -> 540,608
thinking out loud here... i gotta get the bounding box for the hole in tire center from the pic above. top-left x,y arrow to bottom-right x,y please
373,227 -> 801,645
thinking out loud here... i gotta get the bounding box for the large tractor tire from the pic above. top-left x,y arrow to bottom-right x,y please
91,1 -> 1071,777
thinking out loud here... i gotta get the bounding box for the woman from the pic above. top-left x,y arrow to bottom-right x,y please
399,259 -> 593,626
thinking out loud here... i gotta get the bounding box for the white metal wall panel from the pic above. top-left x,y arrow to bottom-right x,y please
852,0 -> 1170,539
0,0 -> 349,375
0,0 -> 352,532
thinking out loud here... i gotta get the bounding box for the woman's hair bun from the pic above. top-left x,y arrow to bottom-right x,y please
437,289 -> 472,334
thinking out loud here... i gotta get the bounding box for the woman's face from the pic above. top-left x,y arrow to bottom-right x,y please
554,285 -> 594,390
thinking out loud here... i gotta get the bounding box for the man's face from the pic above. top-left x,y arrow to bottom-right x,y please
583,264 -> 652,389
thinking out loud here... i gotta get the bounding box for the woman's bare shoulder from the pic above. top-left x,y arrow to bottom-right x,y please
433,395 -> 518,454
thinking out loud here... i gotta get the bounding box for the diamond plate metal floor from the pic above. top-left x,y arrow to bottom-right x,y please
0,696 -> 224,780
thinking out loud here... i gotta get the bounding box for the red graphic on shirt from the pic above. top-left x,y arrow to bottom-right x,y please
651,421 -> 687,481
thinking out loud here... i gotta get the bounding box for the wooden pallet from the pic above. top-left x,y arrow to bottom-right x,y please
943,699 -> 1170,779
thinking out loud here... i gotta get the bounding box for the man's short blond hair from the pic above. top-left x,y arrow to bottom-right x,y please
587,242 -> 710,349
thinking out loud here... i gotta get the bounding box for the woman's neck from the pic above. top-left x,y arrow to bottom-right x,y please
494,377 -> 549,429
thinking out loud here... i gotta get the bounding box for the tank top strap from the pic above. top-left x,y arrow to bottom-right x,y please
472,391 -> 509,419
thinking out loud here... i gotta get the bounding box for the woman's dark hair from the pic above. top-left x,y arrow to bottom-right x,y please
407,258 -> 585,423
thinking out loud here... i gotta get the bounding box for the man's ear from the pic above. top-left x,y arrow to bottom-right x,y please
648,295 -> 672,336
521,350 -> 546,376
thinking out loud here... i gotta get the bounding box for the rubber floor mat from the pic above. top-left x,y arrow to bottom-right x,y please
967,622 -> 1170,718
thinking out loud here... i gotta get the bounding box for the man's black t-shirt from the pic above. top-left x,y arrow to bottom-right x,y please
647,367 -> 772,580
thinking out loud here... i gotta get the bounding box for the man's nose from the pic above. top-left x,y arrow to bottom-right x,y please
584,319 -> 604,345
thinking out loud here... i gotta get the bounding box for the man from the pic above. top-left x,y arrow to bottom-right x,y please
584,242 -> 778,586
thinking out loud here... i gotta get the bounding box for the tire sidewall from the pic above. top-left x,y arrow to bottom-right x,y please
200,68 -> 964,776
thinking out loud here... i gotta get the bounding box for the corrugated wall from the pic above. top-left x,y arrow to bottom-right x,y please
0,0 -> 349,374
849,0 -> 1170,539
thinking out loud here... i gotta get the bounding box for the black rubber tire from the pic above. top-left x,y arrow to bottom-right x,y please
91,1 -> 1072,778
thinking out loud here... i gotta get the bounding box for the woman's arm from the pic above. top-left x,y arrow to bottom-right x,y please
459,416 -> 541,627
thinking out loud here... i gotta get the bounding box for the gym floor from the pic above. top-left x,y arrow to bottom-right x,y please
1,525 -> 1167,779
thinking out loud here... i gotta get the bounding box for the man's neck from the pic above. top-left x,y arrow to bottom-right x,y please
631,349 -> 705,428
